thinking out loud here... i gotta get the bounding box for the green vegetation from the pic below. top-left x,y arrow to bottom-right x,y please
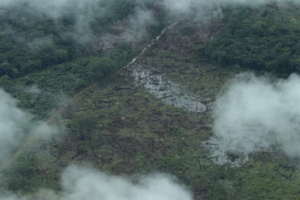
2,1 -> 300,200
0,0 -> 166,80
192,2 -> 300,74
0,52 -> 137,118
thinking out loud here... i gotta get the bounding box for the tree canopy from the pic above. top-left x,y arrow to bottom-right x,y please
193,3 -> 300,74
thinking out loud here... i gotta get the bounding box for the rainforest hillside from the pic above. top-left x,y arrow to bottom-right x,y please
1,1 -> 300,200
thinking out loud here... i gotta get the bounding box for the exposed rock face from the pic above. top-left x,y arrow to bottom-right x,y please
131,64 -> 209,113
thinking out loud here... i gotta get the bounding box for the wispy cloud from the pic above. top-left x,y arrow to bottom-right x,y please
0,88 -> 60,165
0,165 -> 193,200
205,73 -> 300,166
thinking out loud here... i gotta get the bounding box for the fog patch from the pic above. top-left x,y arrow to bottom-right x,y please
19,85 -> 42,94
204,73 -> 300,166
1,0 -> 297,51
27,36 -> 53,50
163,0 -> 300,14
0,88 -> 61,165
14,84 -> 70,108
121,8 -> 155,43
0,166 -> 193,200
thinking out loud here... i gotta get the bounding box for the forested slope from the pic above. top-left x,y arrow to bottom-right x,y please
192,2 -> 300,74
1,1 -> 300,200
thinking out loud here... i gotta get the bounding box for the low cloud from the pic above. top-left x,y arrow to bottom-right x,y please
0,0 -> 297,50
0,165 -> 193,200
0,88 -> 60,165
164,0 -> 300,13
121,8 -> 155,43
27,36 -> 53,50
205,73 -> 300,166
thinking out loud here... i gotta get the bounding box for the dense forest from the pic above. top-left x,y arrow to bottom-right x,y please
1,1 -> 300,200
0,0 -> 167,82
191,2 -> 300,74
0,0 -> 169,118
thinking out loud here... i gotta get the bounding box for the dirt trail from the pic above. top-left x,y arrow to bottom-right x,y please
46,20 -> 183,124
10,19 -> 183,165
46,83 -> 97,124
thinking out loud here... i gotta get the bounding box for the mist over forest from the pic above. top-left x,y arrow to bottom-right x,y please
1,0 -> 300,199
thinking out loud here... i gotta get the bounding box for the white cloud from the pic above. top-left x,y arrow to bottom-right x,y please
0,166 -> 193,200
205,73 -> 300,166
0,88 -> 60,164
